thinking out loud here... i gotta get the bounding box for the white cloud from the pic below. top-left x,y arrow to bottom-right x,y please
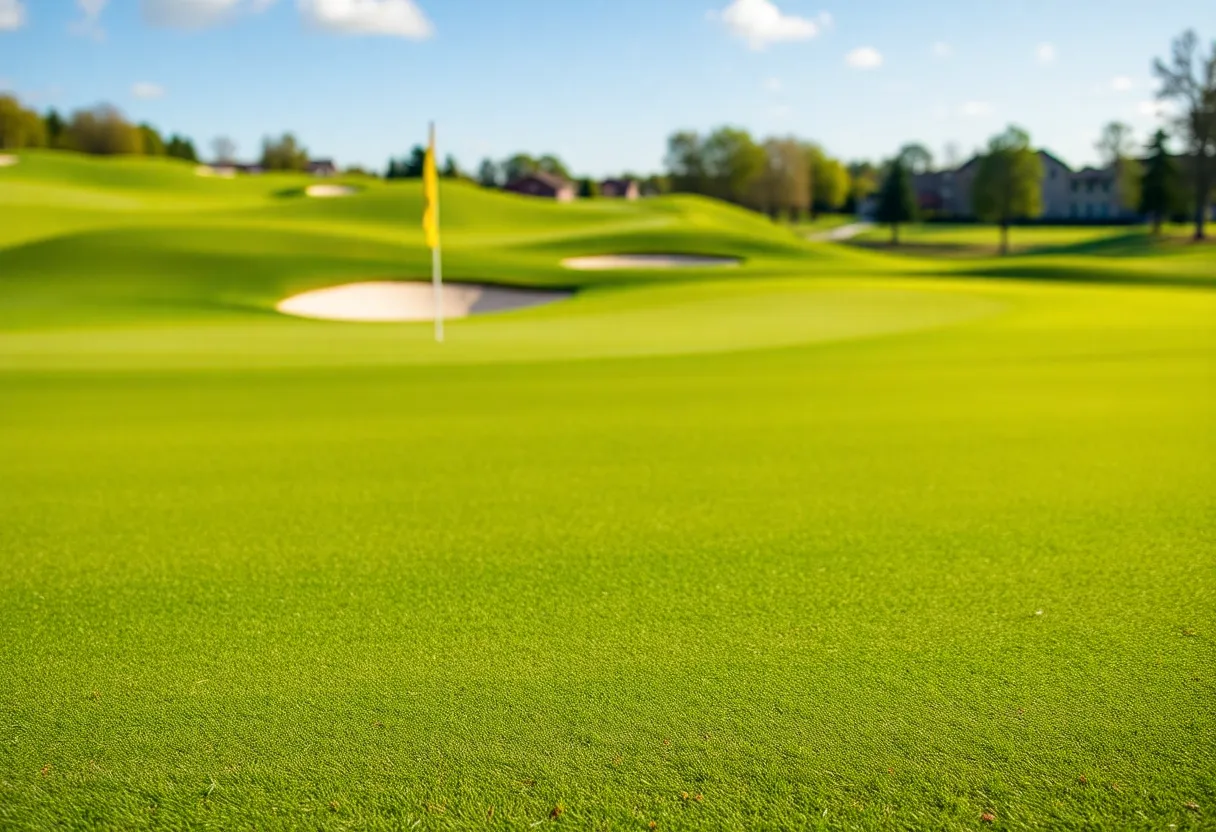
711,0 -> 822,50
0,0 -> 26,31
71,0 -> 107,40
1036,42 -> 1056,65
1111,75 -> 1133,92
764,76 -> 783,92
845,46 -> 882,70
132,82 -> 166,99
142,0 -> 275,29
959,100 -> 993,117
299,0 -> 433,39
932,41 -> 952,59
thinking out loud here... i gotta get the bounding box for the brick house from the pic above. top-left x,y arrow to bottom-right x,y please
599,178 -> 639,200
504,171 -> 576,202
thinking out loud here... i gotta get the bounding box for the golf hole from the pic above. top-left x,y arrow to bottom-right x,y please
305,184 -> 359,198
276,281 -> 572,322
562,254 -> 741,270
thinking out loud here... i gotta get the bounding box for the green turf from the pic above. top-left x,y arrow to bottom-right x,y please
1,151 -> 1214,831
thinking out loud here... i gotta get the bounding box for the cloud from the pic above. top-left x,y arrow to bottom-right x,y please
0,0 -> 26,31
959,101 -> 993,117
142,0 -> 275,29
132,82 -> 166,99
299,0 -> 433,39
71,0 -> 107,40
1036,42 -> 1056,65
710,0 -> 822,50
932,41 -> 952,59
845,47 -> 882,70
1111,76 -> 1133,92
764,76 -> 783,92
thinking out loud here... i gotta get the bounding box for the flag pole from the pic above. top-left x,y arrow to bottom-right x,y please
430,122 -> 444,343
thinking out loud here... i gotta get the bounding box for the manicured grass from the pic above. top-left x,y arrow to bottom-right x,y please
1,151 -> 1214,830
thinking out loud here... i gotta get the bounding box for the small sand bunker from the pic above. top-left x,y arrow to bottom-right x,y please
305,184 -> 358,198
562,254 -> 740,270
276,281 -> 571,322
0,154 -> 18,168
195,165 -> 234,179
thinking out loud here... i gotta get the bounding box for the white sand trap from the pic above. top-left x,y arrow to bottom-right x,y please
305,184 -> 358,198
195,165 -> 234,179
276,281 -> 571,322
0,154 -> 18,167
562,254 -> 740,270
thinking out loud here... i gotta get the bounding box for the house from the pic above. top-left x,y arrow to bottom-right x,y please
307,159 -> 337,177
916,150 -> 1136,221
212,162 -> 263,176
599,178 -> 639,200
504,171 -> 576,202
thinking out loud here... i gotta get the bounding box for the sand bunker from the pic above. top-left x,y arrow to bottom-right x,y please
562,254 -> 740,270
305,184 -> 358,198
276,281 -> 571,322
0,154 -> 18,167
195,165 -> 234,179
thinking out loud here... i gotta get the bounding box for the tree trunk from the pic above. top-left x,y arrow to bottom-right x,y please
1153,214 -> 1162,237
891,223 -> 899,246
1000,222 -> 1009,256
1196,183 -> 1209,241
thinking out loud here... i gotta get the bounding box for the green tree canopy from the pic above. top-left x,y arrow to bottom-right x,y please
972,125 -> 1043,255
476,158 -> 499,188
874,158 -> 918,244
897,142 -> 933,175
64,105 -> 142,155
1095,121 -> 1142,211
0,94 -> 48,150
139,123 -> 166,156
260,133 -> 309,171
1140,129 -> 1180,234
1153,29 -> 1216,240
165,134 -> 198,163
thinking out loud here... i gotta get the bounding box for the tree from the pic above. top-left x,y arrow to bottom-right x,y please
898,142 -> 934,174
476,158 -> 499,188
756,137 -> 809,219
641,174 -> 671,196
64,105 -> 142,155
536,154 -> 571,179
260,133 -> 308,171
441,154 -> 461,179
874,158 -> 918,244
845,161 -> 878,213
1140,129 -> 1180,235
1153,29 -> 1216,240
702,126 -> 765,205
0,94 -> 48,150
387,145 -> 426,179
814,157 -> 850,214
212,136 -> 237,164
972,125 -> 1043,255
577,177 -> 600,198
165,134 -> 198,162
139,123 -> 166,156
44,109 -> 65,148
1095,121 -> 1141,211
666,130 -> 707,194
501,153 -> 538,183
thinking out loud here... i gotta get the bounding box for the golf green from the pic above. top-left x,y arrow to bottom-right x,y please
1,152 -> 1213,830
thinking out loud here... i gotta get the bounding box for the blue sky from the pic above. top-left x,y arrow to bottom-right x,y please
1,0 -> 1210,175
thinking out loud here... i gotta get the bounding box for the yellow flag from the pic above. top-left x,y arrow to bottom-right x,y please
422,126 -> 440,250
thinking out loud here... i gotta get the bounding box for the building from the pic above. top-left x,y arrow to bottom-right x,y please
599,178 -> 639,200
914,150 -> 1136,221
307,159 -> 337,177
504,171 -> 576,202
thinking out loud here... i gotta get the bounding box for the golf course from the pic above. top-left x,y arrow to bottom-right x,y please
1,151 -> 1213,830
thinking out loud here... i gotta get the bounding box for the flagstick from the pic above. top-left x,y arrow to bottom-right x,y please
430,122 -> 444,343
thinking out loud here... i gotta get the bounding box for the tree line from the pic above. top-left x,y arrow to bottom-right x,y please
0,96 -> 199,161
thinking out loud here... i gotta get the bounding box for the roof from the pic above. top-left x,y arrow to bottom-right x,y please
1037,149 -> 1071,172
513,170 -> 572,190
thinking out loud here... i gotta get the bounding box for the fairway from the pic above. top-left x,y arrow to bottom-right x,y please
1,152 -> 1214,831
